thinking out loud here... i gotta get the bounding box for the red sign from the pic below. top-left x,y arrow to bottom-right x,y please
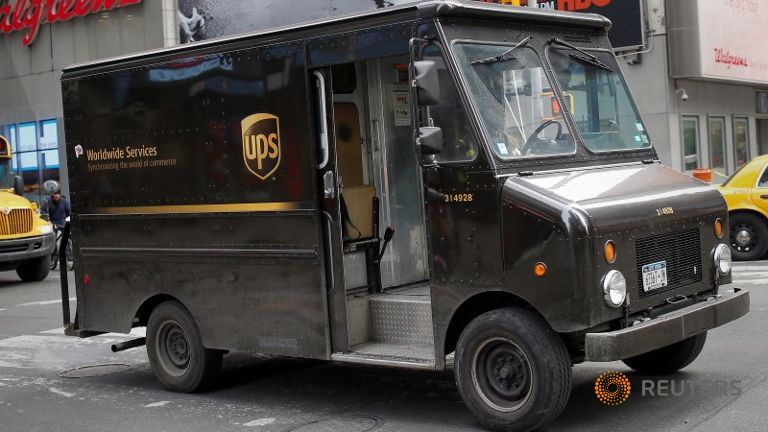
0,0 -> 142,47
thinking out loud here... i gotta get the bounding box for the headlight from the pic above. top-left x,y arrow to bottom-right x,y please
602,270 -> 627,307
714,244 -> 732,276
38,224 -> 53,235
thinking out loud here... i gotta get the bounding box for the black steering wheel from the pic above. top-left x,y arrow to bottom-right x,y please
522,120 -> 563,155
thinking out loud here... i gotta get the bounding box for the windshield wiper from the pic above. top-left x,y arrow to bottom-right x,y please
470,35 -> 533,65
548,37 -> 614,72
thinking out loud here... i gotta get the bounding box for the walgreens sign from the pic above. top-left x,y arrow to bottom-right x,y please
0,0 -> 142,47
698,0 -> 768,84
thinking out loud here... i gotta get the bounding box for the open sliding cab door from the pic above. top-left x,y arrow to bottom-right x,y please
311,68 -> 349,354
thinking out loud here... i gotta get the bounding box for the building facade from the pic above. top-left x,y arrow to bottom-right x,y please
0,0 -> 177,201
1,0 -> 766,203
619,0 -> 768,180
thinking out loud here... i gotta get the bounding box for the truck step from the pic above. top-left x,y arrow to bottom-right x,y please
332,342 -> 435,370
368,288 -> 433,348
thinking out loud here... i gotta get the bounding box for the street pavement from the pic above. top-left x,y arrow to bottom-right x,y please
0,263 -> 766,432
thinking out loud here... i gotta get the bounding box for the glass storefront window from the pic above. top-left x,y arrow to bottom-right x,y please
708,117 -> 726,175
682,117 -> 700,172
18,122 -> 37,152
39,119 -> 59,150
734,117 -> 749,168
0,119 -> 60,201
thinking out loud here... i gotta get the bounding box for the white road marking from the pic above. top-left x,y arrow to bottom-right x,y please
48,387 -> 75,398
732,265 -> 768,271
143,400 -> 170,408
243,418 -> 276,427
40,326 -> 146,337
15,297 -> 76,307
732,272 -> 768,279
730,278 -> 767,285
0,333 -> 146,370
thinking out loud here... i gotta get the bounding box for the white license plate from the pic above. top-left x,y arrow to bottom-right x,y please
642,261 -> 668,292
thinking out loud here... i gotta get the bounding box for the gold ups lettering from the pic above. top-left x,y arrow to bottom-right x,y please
242,113 -> 281,180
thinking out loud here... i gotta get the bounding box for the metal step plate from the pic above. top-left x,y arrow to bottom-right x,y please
368,292 -> 433,348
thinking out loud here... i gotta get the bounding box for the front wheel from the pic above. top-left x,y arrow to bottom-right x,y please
49,249 -> 58,270
730,212 -> 768,261
454,308 -> 572,432
146,301 -> 223,393
622,333 -> 707,375
17,255 -> 51,282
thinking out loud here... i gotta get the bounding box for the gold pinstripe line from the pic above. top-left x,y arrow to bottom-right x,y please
92,202 -> 305,215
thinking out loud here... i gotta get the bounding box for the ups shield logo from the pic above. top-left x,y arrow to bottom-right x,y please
242,113 -> 281,180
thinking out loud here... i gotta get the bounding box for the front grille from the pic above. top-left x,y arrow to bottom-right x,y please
635,229 -> 702,299
0,209 -> 33,235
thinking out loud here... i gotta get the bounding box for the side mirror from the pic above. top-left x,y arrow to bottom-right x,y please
413,60 -> 440,106
418,126 -> 443,155
13,175 -> 24,197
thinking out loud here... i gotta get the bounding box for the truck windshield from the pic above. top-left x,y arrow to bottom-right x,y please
548,47 -> 651,153
453,42 -> 575,159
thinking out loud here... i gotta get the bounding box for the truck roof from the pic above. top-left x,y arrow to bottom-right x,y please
61,0 -> 611,79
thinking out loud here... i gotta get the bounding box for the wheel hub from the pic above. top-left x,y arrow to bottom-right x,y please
166,328 -> 189,367
155,320 -> 191,375
471,337 -> 533,413
735,229 -> 752,248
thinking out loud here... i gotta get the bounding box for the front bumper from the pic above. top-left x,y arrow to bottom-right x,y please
585,288 -> 750,361
0,233 -> 55,263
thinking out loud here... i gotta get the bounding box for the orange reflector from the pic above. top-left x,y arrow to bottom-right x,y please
715,219 -> 723,238
604,241 -> 617,264
534,262 -> 547,277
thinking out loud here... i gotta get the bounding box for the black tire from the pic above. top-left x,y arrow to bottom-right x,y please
730,212 -> 768,261
146,301 -> 223,393
622,333 -> 707,375
17,255 -> 51,282
49,249 -> 58,270
454,308 -> 572,432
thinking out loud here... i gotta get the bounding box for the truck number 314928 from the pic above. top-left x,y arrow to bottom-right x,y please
444,193 -> 474,203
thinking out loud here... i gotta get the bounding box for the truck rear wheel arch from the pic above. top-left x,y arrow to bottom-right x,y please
135,294 -> 180,327
444,291 -> 556,357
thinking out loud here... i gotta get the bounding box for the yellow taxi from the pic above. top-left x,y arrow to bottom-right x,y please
719,154 -> 768,260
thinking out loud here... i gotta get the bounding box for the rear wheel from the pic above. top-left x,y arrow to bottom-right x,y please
17,255 -> 51,282
730,212 -> 768,261
147,301 -> 223,392
454,308 -> 572,432
622,333 -> 707,375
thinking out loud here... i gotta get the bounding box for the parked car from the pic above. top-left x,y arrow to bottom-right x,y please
719,155 -> 768,260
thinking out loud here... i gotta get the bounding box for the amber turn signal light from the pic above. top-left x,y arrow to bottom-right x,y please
715,219 -> 723,238
534,262 -> 547,277
604,241 -> 617,264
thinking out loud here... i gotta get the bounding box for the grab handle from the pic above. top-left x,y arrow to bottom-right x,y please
312,70 -> 330,169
